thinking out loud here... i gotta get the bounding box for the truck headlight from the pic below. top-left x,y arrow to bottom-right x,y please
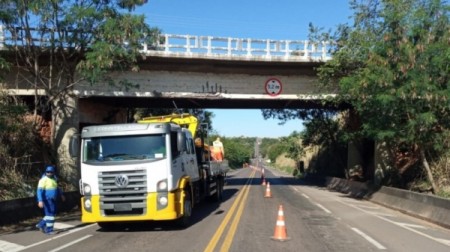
84,198 -> 92,209
157,179 -> 168,191
84,184 -> 91,194
158,196 -> 168,206
79,180 -> 91,196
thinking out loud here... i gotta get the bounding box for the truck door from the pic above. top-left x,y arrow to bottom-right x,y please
184,135 -> 200,181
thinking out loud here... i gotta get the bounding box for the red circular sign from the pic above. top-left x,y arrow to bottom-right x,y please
265,78 -> 283,96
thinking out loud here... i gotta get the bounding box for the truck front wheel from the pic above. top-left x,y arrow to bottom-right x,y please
176,189 -> 193,228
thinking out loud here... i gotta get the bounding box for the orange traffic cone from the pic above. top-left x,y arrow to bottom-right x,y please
271,205 -> 290,241
264,182 -> 272,198
261,176 -> 266,186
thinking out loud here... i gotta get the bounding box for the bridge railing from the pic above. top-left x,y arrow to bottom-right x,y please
0,24 -> 332,62
142,34 -> 332,62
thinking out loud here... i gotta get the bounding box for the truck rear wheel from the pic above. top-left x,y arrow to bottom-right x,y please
176,189 -> 192,228
211,177 -> 224,202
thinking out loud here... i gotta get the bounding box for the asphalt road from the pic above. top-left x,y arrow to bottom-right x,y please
1,166 -> 450,252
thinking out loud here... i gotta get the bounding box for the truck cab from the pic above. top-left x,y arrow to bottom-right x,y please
69,113 -> 228,228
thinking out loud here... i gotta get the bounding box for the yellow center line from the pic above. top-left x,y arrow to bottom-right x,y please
204,170 -> 256,252
220,172 -> 253,251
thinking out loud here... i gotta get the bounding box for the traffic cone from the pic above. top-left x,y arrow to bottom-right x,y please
261,176 -> 266,186
264,182 -> 272,198
271,205 -> 290,241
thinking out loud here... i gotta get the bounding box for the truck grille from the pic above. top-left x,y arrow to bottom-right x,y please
98,169 -> 147,216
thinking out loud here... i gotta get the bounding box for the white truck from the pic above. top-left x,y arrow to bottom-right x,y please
69,113 -> 228,228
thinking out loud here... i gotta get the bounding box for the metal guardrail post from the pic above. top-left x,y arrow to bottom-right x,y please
304,41 -> 309,59
164,34 -> 169,53
0,24 -> 4,49
322,41 -> 328,60
246,38 -> 252,57
186,35 -> 191,54
142,41 -> 148,52
284,40 -> 290,58
227,37 -> 232,56
207,36 -> 212,56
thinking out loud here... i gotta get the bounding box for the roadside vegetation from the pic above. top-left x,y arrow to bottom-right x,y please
262,0 -> 450,196
0,89 -> 60,200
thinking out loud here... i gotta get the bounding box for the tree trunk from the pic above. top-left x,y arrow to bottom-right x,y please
420,149 -> 439,194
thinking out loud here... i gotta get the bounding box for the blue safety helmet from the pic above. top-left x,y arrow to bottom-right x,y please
45,165 -> 56,173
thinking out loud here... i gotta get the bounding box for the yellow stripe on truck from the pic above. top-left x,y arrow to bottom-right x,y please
81,192 -> 180,223
177,176 -> 192,216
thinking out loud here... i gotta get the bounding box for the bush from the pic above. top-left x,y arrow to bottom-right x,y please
0,90 -> 51,200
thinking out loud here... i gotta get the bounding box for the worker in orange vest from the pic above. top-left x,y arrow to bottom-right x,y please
211,137 -> 224,161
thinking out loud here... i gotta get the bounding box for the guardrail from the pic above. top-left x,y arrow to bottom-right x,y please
142,34 -> 332,62
0,24 -> 333,62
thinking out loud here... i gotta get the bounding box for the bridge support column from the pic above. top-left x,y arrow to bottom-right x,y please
53,95 -> 129,188
373,141 -> 395,186
53,92 -> 79,188
347,141 -> 364,179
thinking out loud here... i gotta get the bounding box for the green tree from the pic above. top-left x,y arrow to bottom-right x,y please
221,138 -> 253,168
282,131 -> 304,161
261,108 -> 347,172
259,137 -> 279,161
0,0 -> 160,148
266,140 -> 288,164
316,0 -> 450,192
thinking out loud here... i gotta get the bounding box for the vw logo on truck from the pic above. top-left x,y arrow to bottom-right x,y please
115,174 -> 129,188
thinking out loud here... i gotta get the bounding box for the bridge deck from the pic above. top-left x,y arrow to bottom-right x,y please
0,25 -> 332,62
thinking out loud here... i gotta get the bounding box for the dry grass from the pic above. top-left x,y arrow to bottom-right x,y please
272,154 -> 297,175
0,168 -> 38,201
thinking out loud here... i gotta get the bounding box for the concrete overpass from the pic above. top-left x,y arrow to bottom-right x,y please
74,35 -> 337,111
1,28 -> 339,112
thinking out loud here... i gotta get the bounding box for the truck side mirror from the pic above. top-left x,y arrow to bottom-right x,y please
177,131 -> 186,152
69,134 -> 80,158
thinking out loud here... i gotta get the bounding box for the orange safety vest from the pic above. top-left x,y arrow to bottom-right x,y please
210,146 -> 224,161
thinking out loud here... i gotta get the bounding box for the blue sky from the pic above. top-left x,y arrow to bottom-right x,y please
136,1 -> 353,138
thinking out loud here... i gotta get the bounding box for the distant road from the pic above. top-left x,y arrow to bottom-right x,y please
1,167 -> 450,252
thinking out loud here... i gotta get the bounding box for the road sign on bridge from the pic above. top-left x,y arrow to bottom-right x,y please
265,78 -> 283,96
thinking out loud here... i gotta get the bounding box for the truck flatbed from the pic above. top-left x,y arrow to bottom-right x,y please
206,160 -> 229,176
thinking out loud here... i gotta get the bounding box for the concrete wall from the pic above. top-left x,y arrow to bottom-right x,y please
0,191 -> 80,226
325,177 -> 450,229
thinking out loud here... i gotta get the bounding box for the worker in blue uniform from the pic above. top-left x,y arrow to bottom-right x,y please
35,165 -> 65,234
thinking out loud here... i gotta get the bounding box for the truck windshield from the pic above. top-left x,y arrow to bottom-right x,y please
82,134 -> 166,163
